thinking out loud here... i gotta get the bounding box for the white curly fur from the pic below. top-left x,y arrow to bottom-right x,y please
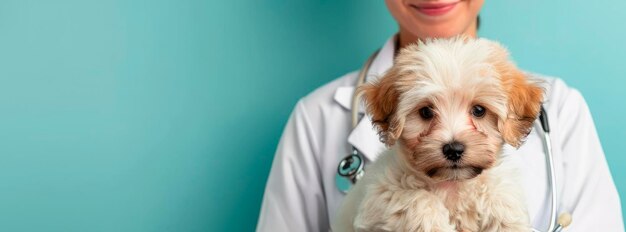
333,37 -> 541,232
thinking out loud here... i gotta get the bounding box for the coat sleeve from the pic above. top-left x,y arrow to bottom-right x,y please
256,100 -> 329,232
556,87 -> 624,231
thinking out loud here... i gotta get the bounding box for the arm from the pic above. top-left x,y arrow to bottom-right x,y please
556,87 -> 624,231
256,100 -> 328,232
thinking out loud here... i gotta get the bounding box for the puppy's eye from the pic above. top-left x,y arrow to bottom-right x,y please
471,105 -> 486,118
419,106 -> 434,120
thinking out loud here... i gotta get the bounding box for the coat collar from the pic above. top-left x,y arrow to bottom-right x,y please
332,35 -> 397,161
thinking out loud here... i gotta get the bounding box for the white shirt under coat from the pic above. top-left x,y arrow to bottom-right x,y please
256,36 -> 624,231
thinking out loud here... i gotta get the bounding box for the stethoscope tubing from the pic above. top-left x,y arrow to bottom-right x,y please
538,106 -> 558,232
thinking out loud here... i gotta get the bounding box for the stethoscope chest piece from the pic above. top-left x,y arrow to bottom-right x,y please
335,172 -> 352,193
336,150 -> 365,193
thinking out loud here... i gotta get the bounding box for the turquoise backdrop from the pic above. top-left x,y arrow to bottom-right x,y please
0,1 -> 624,231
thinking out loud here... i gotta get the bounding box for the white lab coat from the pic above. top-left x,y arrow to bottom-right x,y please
257,36 -> 624,231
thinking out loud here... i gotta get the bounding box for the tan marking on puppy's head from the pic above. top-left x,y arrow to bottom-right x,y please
488,43 -> 544,148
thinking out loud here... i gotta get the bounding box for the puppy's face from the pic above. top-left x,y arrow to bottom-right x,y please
361,38 -> 543,182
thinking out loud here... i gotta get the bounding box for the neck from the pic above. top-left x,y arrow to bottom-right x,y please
396,21 -> 478,50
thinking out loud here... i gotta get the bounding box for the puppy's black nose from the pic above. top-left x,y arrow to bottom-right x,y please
442,142 -> 465,161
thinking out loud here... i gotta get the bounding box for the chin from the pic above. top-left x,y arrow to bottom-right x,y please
426,166 -> 484,182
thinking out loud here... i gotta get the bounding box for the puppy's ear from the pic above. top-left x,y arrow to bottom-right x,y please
358,68 -> 404,146
500,70 -> 543,148
489,43 -> 544,148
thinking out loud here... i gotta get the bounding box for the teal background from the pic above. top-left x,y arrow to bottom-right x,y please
0,1 -> 624,231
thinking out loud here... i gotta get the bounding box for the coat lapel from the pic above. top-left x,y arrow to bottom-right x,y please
347,114 -> 386,161
332,35 -> 397,161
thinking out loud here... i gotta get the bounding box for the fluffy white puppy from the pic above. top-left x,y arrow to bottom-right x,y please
333,37 -> 543,232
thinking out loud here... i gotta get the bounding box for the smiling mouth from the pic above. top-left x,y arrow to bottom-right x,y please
411,1 -> 460,17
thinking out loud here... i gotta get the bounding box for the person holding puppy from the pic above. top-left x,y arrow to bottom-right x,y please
257,1 -> 624,231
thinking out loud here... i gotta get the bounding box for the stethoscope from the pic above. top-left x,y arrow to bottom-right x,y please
336,50 -> 572,232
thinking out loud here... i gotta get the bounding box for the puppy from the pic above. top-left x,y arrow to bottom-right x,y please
333,37 -> 543,232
